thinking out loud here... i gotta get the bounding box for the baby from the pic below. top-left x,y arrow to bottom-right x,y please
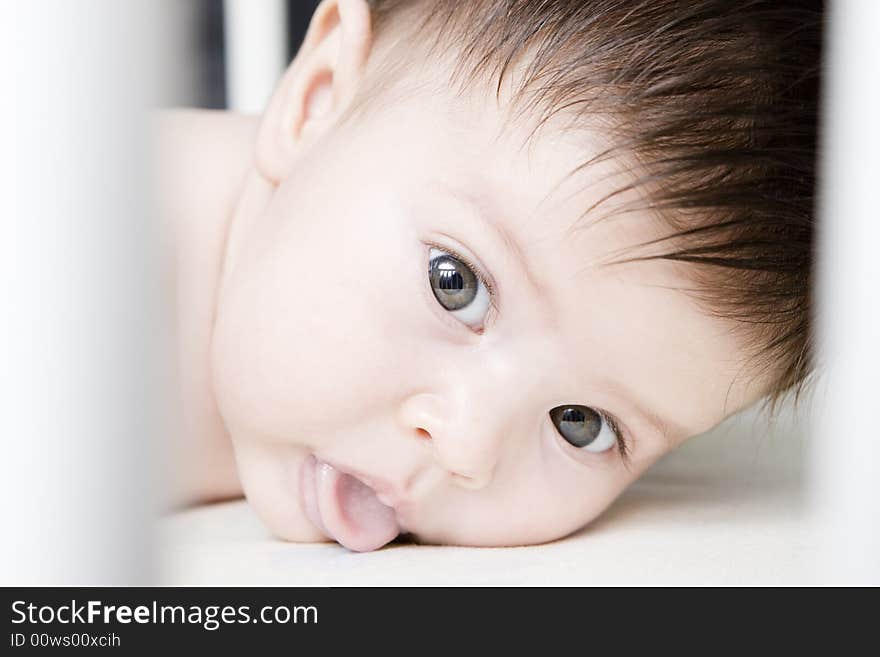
156,0 -> 820,552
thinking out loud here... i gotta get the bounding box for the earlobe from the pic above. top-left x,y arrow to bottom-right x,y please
255,0 -> 373,184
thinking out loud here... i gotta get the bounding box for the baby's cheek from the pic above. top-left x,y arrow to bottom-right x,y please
210,252 -> 368,445
407,457 -> 634,547
210,206 -> 422,448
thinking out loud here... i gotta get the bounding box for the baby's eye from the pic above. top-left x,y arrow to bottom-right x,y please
428,247 -> 492,329
549,405 -> 620,454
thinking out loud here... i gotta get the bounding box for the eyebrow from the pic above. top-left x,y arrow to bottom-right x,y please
437,181 -> 545,298
600,378 -> 677,444
437,180 -> 677,443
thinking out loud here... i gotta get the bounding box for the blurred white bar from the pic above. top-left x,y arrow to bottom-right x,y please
223,0 -> 289,113
0,1 -> 179,584
812,0 -> 880,585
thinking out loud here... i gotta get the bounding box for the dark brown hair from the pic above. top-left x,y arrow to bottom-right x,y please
363,0 -> 822,415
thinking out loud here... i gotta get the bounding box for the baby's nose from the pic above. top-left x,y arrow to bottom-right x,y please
396,392 -> 506,490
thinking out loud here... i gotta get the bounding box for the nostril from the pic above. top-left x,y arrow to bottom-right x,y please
415,428 -> 431,441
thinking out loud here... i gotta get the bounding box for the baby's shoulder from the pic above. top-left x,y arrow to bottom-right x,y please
152,109 -> 257,232
152,109 -> 256,160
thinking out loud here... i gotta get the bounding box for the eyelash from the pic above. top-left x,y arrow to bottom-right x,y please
424,239 -> 632,466
595,409 -> 632,466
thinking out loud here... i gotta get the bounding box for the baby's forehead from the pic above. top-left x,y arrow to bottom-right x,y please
420,94 -> 669,262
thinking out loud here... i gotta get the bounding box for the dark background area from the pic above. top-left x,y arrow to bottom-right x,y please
191,0 -> 321,109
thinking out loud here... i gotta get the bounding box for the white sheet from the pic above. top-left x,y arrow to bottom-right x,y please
159,404 -> 814,585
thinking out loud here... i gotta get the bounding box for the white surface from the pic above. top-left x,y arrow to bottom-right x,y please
160,403 -> 817,585
811,0 -> 880,585
1,1 -> 166,586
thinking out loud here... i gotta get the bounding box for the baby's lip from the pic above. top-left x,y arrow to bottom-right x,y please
301,454 -> 414,535
321,459 -> 414,518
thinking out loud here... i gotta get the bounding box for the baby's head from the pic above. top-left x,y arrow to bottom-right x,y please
211,0 -> 820,550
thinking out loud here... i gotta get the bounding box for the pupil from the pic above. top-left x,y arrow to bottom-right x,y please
439,269 -> 464,291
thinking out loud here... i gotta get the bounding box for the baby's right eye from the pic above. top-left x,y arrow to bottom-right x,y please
427,247 -> 492,330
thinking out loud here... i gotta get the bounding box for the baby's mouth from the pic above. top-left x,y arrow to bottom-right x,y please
299,454 -> 401,552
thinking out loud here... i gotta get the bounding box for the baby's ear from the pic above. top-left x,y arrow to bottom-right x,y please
255,0 -> 372,183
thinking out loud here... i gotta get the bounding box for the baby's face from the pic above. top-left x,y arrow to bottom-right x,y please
211,78 -> 765,551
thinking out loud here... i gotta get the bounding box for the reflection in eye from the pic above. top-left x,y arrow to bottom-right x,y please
428,247 -> 492,329
549,405 -> 620,453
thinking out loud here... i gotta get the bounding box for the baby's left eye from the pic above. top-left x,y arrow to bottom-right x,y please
549,405 -> 619,453
428,247 -> 492,330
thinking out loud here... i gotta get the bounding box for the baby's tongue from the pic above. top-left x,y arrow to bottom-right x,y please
314,459 -> 400,552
